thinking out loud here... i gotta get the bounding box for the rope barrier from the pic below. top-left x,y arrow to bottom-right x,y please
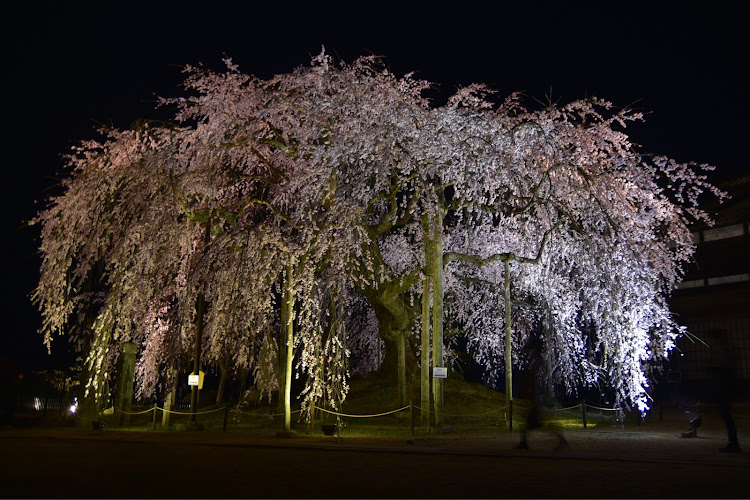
234,409 -> 302,417
561,404 -> 582,411
112,407 -> 157,416
584,403 -> 623,412
117,403 -> 614,417
414,405 -> 510,417
111,405 -> 312,418
543,404 -> 581,412
113,406 -> 226,416
160,407 -> 226,416
317,406 -> 409,418
107,399 -> 627,430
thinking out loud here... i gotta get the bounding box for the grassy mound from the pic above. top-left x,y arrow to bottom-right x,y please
88,371 -> 595,437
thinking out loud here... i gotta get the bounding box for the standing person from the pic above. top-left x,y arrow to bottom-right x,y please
709,330 -> 741,453
516,336 -> 568,451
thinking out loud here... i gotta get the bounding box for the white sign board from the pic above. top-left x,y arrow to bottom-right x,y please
433,367 -> 447,379
187,371 -> 205,389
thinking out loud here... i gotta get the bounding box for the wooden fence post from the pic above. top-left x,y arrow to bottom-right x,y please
410,400 -> 414,436
581,400 -> 587,429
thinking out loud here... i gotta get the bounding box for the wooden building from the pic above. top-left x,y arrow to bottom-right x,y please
668,175 -> 750,387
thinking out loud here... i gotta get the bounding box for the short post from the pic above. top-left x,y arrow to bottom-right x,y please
310,401 -> 316,431
152,403 -> 158,430
581,400 -> 587,429
223,403 -> 229,433
410,400 -> 414,436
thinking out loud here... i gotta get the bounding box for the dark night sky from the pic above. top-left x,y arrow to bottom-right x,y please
2,2 -> 748,371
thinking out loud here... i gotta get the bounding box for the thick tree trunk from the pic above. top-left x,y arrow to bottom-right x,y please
354,236 -> 420,406
190,222 -> 211,425
277,335 -> 286,416
431,209 -> 445,427
421,277 -> 431,426
504,260 -> 513,428
397,331 -> 407,405
162,367 -> 176,427
190,291 -> 206,424
78,320 -> 110,427
113,342 -> 137,427
359,281 -> 416,406
282,263 -> 295,432
76,260 -> 109,428
216,357 -> 229,405
375,331 -> 412,406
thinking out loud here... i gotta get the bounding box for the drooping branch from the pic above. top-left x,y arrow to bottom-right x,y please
444,251 -> 511,268
445,216 -> 565,268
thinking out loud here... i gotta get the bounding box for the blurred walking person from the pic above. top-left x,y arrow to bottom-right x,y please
516,336 -> 568,451
709,330 -> 741,453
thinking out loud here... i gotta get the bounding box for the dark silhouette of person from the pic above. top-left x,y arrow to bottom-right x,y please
708,330 -> 741,453
516,336 -> 568,451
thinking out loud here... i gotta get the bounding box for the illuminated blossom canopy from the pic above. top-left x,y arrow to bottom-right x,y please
33,49 -> 723,416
